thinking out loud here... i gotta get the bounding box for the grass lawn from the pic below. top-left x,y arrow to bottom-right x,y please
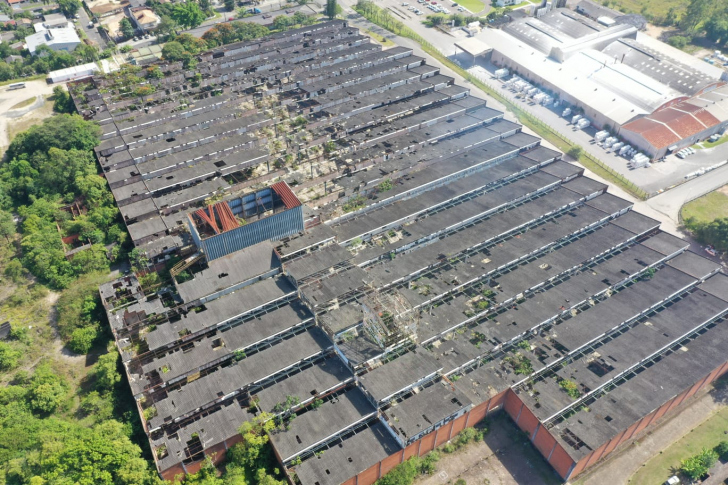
364,28 -> 395,46
457,0 -> 485,13
7,95 -> 54,143
696,135 -> 728,150
680,188 -> 728,224
629,406 -> 728,485
10,97 -> 36,110
611,0 -> 686,18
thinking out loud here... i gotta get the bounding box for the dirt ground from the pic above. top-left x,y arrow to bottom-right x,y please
0,80 -> 56,150
415,415 -> 561,485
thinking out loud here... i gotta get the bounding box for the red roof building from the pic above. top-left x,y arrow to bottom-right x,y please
621,98 -> 723,158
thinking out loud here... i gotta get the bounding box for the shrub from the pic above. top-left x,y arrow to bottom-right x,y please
566,146 -> 583,160
68,326 -> 98,354
716,440 -> 728,460
0,342 -> 21,370
559,379 -> 581,399
667,35 -> 688,49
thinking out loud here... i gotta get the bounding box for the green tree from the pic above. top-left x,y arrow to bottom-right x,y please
272,15 -> 291,30
172,1 -> 206,28
705,17 -> 728,44
94,349 -> 121,391
667,35 -> 689,49
450,13 -> 465,25
4,259 -> 25,282
224,0 -> 235,10
0,209 -> 15,242
325,0 -> 338,19
30,381 -> 67,413
681,447 -> 718,480
57,0 -> 81,15
162,40 -> 188,61
6,114 -> 100,161
428,14 -> 445,25
681,0 -> 717,31
52,85 -> 75,113
156,14 -> 178,39
716,440 -> 728,460
119,17 -> 135,38
68,326 -> 98,354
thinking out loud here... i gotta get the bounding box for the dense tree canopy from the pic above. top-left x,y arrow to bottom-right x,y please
0,115 -> 124,289
58,0 -> 81,15
172,1 -> 206,28
681,0 -> 728,46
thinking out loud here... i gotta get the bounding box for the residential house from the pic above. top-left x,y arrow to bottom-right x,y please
130,7 -> 159,31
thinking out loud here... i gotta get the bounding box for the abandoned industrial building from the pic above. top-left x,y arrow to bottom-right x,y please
81,21 -> 728,484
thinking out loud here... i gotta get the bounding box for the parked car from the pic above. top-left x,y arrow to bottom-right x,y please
705,245 -> 717,257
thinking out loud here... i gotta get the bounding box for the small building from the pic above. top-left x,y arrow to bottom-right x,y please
33,12 -> 71,31
6,0 -> 30,6
26,27 -> 81,55
48,62 -> 100,83
5,54 -> 22,63
131,7 -> 160,31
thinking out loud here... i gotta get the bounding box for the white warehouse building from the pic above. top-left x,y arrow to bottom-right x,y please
481,8 -> 728,158
26,27 -> 81,55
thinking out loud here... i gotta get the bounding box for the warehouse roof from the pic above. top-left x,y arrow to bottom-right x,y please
621,101 -> 722,149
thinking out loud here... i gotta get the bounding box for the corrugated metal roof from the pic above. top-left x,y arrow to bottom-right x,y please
622,100 -> 721,149
271,181 -> 301,209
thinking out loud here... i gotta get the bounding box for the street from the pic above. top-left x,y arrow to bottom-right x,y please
78,6 -> 107,48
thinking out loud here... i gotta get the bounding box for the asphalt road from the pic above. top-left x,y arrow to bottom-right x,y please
78,7 -> 107,48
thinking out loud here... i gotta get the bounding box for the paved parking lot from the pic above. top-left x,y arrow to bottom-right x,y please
468,64 -> 728,195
